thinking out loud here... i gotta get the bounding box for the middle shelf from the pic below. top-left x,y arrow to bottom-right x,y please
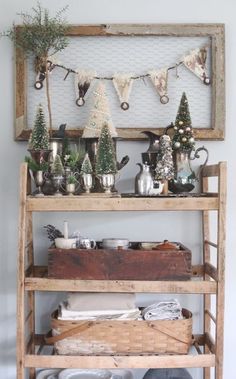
25,266 -> 217,294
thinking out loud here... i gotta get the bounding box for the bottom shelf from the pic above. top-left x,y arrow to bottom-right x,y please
25,334 -> 215,369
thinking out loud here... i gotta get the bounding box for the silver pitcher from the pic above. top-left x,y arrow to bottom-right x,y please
135,163 -> 154,196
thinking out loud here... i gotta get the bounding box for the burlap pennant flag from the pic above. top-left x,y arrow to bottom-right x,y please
148,68 -> 169,104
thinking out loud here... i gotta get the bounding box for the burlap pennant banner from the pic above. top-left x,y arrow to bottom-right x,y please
112,73 -> 134,110
183,47 -> 210,85
75,70 -> 96,107
148,68 -> 169,104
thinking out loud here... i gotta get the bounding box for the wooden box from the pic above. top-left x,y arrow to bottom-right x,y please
48,242 -> 192,280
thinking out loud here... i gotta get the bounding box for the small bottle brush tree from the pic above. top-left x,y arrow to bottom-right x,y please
28,104 -> 50,150
155,135 -> 174,180
4,3 -> 69,134
81,153 -> 93,174
95,124 -> 117,175
172,92 -> 195,152
51,154 -> 64,176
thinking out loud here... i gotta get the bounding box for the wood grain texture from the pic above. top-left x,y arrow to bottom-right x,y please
25,353 -> 215,369
26,196 -> 219,212
48,245 -> 192,281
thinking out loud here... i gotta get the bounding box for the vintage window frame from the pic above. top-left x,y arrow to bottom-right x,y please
15,23 -> 225,141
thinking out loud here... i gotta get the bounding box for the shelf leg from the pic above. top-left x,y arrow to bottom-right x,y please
215,162 -> 226,379
17,164 -> 28,379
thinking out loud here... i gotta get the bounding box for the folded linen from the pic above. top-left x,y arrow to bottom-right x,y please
58,302 -> 141,321
142,299 -> 183,321
66,292 -> 136,312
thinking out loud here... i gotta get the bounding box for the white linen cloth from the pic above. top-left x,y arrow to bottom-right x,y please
58,302 -> 141,321
142,299 -> 183,321
66,292 -> 136,312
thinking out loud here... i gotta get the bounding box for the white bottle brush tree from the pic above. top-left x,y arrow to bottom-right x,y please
155,135 -> 174,181
95,124 -> 117,175
82,81 -> 118,139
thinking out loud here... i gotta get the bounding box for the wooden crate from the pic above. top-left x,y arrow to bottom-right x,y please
48,242 -> 191,280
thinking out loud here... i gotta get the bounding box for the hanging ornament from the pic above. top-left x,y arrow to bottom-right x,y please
75,70 -> 96,107
34,55 -> 58,90
112,73 -> 134,110
183,47 -> 211,85
179,129 -> 184,134
148,68 -> 169,104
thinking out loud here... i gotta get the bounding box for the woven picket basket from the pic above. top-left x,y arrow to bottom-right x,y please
46,309 -> 193,355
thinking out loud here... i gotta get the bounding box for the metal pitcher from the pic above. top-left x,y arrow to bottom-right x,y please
135,163 -> 154,196
169,146 -> 209,194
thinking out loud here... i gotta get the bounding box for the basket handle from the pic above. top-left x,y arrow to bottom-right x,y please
45,321 -> 93,344
148,322 -> 191,345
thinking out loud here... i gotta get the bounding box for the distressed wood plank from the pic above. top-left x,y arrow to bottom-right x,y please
25,276 -> 217,294
25,353 -> 215,369
26,196 -> 219,212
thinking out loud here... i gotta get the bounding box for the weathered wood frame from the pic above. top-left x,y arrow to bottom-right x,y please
15,23 -> 225,141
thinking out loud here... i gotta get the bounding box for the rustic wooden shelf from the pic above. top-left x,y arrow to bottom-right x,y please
26,195 -> 219,212
25,333 -> 215,369
25,266 -> 216,294
17,162 -> 226,379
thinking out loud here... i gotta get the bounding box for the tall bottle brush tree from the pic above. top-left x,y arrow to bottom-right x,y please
4,3 -> 69,135
172,92 -> 195,152
95,124 -> 117,175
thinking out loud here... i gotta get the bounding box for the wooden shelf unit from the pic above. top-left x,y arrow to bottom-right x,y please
17,162 -> 226,379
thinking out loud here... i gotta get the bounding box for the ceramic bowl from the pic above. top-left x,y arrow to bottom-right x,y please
102,238 -> 130,250
55,238 -> 77,249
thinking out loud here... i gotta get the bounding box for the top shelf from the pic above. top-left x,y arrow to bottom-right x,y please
26,194 -> 219,212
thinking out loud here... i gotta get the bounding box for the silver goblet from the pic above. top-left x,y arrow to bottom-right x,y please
81,173 -> 93,194
33,170 -> 46,197
52,175 -> 64,196
99,173 -> 115,194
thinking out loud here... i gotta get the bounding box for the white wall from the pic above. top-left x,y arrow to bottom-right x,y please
0,0 -> 235,378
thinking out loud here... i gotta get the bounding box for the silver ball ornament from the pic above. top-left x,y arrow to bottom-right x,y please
186,127 -> 191,132
174,141 -> 181,148
189,137 -> 195,143
179,121 -> 183,126
182,137 -> 187,142
174,126 -> 178,130
179,129 -> 184,134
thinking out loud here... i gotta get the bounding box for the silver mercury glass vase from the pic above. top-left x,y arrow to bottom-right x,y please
99,173 -> 115,194
33,170 -> 45,197
52,175 -> 64,196
81,173 -> 93,194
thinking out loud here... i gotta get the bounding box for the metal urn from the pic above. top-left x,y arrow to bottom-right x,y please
81,173 -> 93,194
98,173 -> 116,194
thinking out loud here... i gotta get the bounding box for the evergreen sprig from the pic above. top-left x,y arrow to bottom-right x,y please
4,2 -> 69,58
25,156 -> 49,172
